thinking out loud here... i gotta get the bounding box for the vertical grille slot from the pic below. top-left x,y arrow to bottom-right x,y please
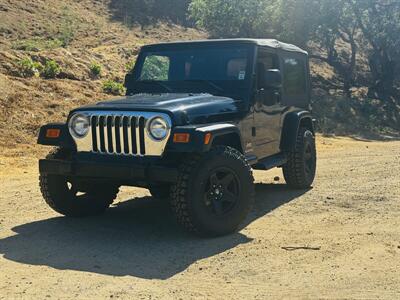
106,116 -> 114,153
99,116 -> 106,153
114,116 -> 122,154
122,116 -> 130,154
130,117 -> 137,155
91,116 -> 98,152
139,117 -> 146,155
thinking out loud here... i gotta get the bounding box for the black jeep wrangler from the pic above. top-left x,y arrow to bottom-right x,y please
38,39 -> 316,237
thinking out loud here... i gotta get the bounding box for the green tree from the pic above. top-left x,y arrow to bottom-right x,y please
188,0 -> 400,131
265,0 -> 317,48
353,1 -> 400,95
352,0 -> 400,128
307,0 -> 359,97
189,0 -> 270,37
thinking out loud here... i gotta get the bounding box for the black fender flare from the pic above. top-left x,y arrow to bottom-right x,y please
280,111 -> 314,152
166,123 -> 243,153
37,123 -> 76,150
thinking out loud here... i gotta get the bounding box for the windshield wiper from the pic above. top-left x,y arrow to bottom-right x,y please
184,80 -> 224,93
140,80 -> 172,93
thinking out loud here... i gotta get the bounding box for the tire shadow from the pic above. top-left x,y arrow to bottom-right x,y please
0,183 -> 309,279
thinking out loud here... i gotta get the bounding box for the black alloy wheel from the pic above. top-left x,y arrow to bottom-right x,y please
205,167 -> 240,216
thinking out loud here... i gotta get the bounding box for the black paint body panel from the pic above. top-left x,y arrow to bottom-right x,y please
71,93 -> 245,126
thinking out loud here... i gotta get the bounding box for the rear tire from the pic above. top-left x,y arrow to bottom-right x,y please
283,127 -> 316,189
171,146 -> 254,237
39,148 -> 119,217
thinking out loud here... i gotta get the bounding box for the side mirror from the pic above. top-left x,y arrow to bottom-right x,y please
260,69 -> 282,89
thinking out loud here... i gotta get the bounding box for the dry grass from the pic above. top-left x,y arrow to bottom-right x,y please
0,0 -> 206,149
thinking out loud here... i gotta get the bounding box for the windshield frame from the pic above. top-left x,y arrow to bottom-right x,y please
128,42 -> 257,100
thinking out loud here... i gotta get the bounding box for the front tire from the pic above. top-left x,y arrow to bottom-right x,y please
283,127 -> 317,188
171,146 -> 254,237
39,148 -> 119,217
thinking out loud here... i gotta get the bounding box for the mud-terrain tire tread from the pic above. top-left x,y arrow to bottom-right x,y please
170,146 -> 254,236
39,148 -> 119,217
170,152 -> 202,234
283,127 -> 316,189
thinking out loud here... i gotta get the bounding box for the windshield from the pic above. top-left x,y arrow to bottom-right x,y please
128,45 -> 254,98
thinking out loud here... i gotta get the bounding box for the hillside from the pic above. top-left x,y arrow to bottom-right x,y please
0,0 -> 398,157
0,0 -> 205,154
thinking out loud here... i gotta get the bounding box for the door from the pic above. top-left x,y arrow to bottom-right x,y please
253,49 -> 284,159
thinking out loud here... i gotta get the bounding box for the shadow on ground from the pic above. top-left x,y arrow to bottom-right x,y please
0,183 -> 308,279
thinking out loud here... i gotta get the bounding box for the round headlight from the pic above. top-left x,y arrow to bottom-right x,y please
148,117 -> 169,140
69,114 -> 90,138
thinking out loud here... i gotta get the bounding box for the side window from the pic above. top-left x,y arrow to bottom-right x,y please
226,58 -> 247,80
140,55 -> 170,81
257,51 -> 279,89
283,57 -> 306,96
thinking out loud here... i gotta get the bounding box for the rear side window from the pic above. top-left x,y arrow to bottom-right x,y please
257,50 -> 279,89
282,57 -> 306,96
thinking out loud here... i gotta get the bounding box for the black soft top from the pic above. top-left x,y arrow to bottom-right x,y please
141,38 -> 308,55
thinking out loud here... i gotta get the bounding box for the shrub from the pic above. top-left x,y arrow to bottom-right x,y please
42,60 -> 61,79
17,57 -> 43,77
58,23 -> 75,47
89,62 -> 102,78
102,80 -> 126,95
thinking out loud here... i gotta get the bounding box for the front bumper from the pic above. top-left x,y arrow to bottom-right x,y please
39,159 -> 179,183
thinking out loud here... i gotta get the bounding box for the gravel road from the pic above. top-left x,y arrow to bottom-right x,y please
0,136 -> 399,299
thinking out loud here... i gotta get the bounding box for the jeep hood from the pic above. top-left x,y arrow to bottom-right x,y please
72,93 -> 244,125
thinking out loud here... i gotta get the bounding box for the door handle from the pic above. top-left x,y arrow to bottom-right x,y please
273,91 -> 281,103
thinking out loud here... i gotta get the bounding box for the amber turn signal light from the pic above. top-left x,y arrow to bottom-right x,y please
204,133 -> 212,145
46,128 -> 61,138
173,133 -> 190,143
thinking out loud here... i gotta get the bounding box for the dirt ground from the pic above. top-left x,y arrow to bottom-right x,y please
0,136 -> 399,299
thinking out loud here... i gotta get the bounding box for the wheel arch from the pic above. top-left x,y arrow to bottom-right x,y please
209,131 -> 244,153
280,111 -> 314,152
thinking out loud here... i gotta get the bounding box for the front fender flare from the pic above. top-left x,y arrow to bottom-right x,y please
166,123 -> 243,153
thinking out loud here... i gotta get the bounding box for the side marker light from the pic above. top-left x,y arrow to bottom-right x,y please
46,129 -> 61,138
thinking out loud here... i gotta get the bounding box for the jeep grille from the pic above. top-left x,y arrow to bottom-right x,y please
70,111 -> 172,157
